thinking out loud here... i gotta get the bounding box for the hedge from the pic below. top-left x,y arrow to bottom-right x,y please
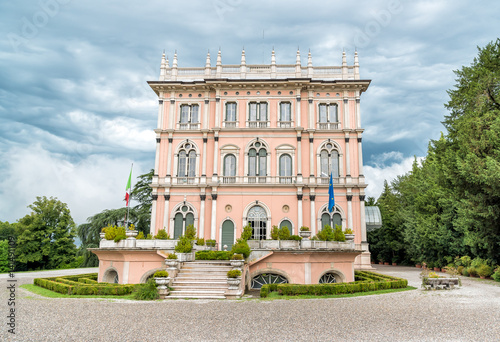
260,271 -> 408,297
195,250 -> 232,260
33,273 -> 134,296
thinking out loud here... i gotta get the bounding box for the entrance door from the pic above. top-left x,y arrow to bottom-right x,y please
248,205 -> 267,240
221,220 -> 235,250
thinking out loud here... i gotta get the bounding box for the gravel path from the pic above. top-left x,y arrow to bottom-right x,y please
1,265 -> 499,341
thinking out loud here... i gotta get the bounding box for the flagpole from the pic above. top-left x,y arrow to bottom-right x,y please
126,163 -> 133,229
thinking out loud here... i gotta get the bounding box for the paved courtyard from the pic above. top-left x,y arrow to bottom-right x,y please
1,265 -> 499,341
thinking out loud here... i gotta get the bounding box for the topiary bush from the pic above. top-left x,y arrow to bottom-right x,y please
167,253 -> 178,259
231,253 -> 244,260
136,231 -> 145,239
477,264 -> 493,278
333,224 -> 346,242
175,235 -> 193,253
241,224 -> 253,241
114,227 -> 126,243
185,224 -> 196,240
154,229 -> 170,240
206,239 -> 216,247
316,224 -> 334,241
270,225 -> 279,240
231,238 -> 250,258
195,251 -> 232,260
104,225 -> 117,240
288,235 -> 302,241
278,225 -> 291,240
196,238 -> 205,246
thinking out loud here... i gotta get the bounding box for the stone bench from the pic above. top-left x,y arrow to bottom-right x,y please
424,277 -> 460,290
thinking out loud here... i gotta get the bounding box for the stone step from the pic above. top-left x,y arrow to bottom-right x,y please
170,289 -> 226,295
166,294 -> 227,299
172,285 -> 228,290
180,268 -> 232,273
172,280 -> 228,286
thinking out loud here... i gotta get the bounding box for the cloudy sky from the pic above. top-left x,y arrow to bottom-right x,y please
1,0 -> 499,224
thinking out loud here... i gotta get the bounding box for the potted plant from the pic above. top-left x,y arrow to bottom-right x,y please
174,235 -> 195,262
165,253 -> 179,268
344,228 -> 354,241
227,269 -> 241,290
230,254 -> 244,268
126,224 -> 138,238
299,226 -> 311,239
153,270 -> 169,288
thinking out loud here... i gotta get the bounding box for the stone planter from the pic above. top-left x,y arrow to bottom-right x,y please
154,277 -> 170,290
299,230 -> 311,239
100,232 -> 106,239
165,259 -> 179,268
176,252 -> 195,262
99,240 -> 117,248
227,277 -> 241,290
344,234 -> 355,241
230,260 -> 244,268
247,240 -> 260,249
260,240 -> 279,249
279,240 -> 300,249
126,230 -> 138,238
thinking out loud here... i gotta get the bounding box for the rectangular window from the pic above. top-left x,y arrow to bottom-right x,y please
280,102 -> 291,121
248,102 -> 268,127
225,102 -> 237,122
318,104 -> 339,129
179,104 -> 200,129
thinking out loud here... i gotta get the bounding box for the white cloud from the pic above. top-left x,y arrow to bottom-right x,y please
0,145 -> 149,224
364,155 -> 424,200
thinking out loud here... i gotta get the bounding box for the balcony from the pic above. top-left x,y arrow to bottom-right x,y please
317,122 -> 340,130
248,121 -> 269,128
179,123 -> 200,130
223,121 -> 238,128
279,176 -> 293,184
248,176 -> 267,184
278,121 -> 292,128
175,177 -> 197,184
320,177 -> 340,184
222,176 -> 237,184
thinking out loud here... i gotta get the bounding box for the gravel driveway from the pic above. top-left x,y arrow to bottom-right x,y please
1,265 -> 499,341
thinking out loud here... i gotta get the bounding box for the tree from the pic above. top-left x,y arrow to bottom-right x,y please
16,196 -> 77,270
441,39 -> 500,263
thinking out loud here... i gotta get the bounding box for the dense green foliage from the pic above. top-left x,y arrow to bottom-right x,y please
369,40 -> 500,267
16,196 -> 77,271
174,235 -> 193,253
260,271 -> 408,297
0,240 -> 9,272
132,279 -> 159,300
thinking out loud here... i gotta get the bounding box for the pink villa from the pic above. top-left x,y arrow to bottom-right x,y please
92,49 -> 380,299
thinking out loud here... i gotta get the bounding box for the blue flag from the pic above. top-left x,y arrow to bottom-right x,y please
328,173 -> 335,212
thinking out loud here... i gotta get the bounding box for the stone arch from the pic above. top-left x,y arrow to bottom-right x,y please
317,268 -> 347,283
102,267 -> 120,284
248,268 -> 291,289
139,267 -> 165,284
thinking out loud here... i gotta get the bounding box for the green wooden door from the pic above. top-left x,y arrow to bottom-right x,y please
221,220 -> 234,250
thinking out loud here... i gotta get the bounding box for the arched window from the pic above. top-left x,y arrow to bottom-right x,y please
320,206 -> 343,231
247,141 -> 267,183
247,205 -> 267,240
223,154 -> 236,183
177,141 -> 197,183
319,142 -> 340,182
279,219 -> 292,236
173,204 -> 196,239
279,154 -> 292,183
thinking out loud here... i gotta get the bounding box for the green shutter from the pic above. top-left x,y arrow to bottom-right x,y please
174,213 -> 183,239
221,220 -> 235,250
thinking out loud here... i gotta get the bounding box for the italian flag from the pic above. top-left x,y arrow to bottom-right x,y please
125,166 -> 132,207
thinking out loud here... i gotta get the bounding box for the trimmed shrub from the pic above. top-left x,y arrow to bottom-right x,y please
227,269 -> 241,278
333,224 -> 346,242
260,271 -> 408,298
467,266 -> 478,277
195,250 -> 231,260
270,225 -> 279,240
278,225 -> 291,240
185,224 -> 196,240
175,235 -> 193,253
136,231 -> 145,239
316,224 -> 334,241
492,268 -> 500,282
196,238 -> 205,246
288,235 -> 302,241
241,224 -> 253,241
230,238 -> 250,258
231,254 -> 244,260
153,270 -> 169,278
167,253 -> 178,259
206,239 -> 216,247
154,229 -> 169,240
113,226 -> 126,243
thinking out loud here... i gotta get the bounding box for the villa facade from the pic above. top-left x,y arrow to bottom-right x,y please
93,49 -> 373,294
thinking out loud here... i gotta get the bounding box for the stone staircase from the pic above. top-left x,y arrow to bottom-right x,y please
168,260 -> 232,299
